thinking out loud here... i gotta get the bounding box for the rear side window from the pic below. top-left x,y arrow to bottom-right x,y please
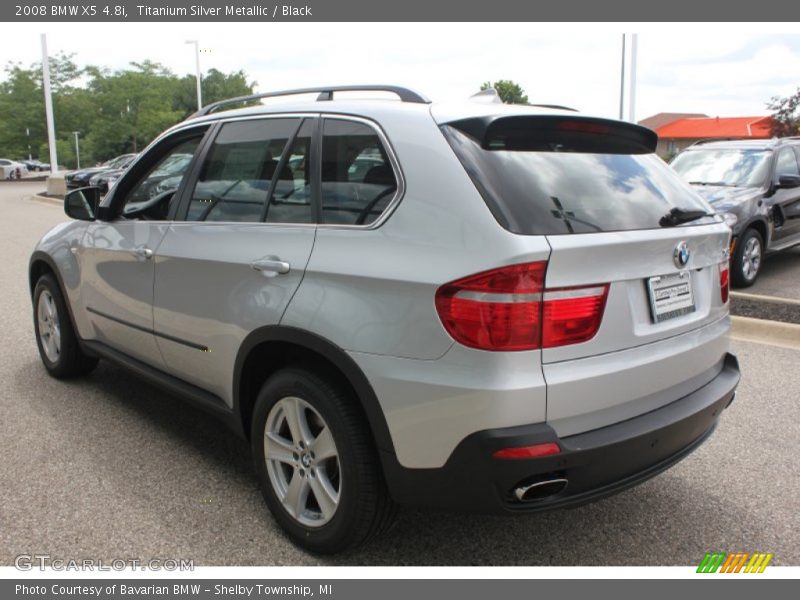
321,119 -> 398,225
443,117 -> 711,235
187,118 -> 301,223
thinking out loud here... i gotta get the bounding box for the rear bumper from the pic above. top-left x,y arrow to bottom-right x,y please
383,352 -> 740,513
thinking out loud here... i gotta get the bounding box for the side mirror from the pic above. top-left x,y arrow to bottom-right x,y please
64,187 -> 100,221
777,174 -> 800,189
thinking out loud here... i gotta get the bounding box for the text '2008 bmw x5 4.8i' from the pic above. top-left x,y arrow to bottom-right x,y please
30,86 -> 740,553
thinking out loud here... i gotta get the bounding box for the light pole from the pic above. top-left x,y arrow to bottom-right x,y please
71,131 -> 80,169
26,127 -> 31,161
41,34 -> 58,174
628,33 -> 638,123
185,40 -> 202,110
619,34 -> 626,120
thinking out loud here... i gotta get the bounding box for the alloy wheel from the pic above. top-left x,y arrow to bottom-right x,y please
37,290 -> 61,363
264,396 -> 341,527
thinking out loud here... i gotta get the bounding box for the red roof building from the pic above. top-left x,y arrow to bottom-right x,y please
648,115 -> 777,157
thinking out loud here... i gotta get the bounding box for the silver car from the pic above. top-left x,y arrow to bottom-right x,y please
29,85 -> 740,553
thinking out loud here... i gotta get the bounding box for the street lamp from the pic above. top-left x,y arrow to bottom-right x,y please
71,131 -> 80,170
185,40 -> 202,110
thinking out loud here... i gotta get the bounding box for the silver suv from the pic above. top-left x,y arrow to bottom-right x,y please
30,86 -> 740,553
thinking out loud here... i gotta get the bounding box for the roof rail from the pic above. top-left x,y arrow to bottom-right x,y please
191,85 -> 431,118
775,136 -> 800,144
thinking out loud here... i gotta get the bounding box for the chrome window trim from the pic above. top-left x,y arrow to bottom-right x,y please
172,111 -> 405,230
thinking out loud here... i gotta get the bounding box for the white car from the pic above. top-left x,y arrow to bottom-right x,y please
0,159 -> 29,180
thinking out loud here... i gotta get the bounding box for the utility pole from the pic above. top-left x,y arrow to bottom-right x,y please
71,131 -> 80,169
628,33 -> 638,123
619,34 -> 626,120
41,34 -> 58,174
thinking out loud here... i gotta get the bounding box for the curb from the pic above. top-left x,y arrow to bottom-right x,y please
730,290 -> 800,307
731,315 -> 800,351
30,193 -> 62,206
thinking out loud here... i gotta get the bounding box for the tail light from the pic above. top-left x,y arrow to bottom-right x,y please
719,262 -> 730,304
435,261 -> 608,351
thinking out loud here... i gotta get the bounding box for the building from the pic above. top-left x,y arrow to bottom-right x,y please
639,114 -> 778,158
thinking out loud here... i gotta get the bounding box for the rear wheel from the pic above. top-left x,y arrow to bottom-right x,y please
251,367 -> 395,553
33,274 -> 98,378
731,228 -> 763,287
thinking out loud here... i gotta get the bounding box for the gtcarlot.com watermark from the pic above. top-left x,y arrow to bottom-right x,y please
15,554 -> 194,571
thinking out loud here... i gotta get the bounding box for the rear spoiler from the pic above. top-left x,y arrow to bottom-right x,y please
444,115 -> 658,154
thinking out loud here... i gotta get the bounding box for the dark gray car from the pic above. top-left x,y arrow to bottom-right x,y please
671,138 -> 800,287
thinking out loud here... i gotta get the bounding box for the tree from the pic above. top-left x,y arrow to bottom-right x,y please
0,54 -> 256,165
767,88 -> 800,137
480,80 -> 529,104
175,68 -> 257,116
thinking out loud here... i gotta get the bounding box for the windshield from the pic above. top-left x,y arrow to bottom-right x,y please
670,148 -> 772,188
443,125 -> 711,235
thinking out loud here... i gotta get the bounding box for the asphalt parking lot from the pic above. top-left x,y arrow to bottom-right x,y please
1,181 -> 798,566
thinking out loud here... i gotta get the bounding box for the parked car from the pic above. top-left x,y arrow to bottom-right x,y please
670,138 -> 800,286
21,159 -> 49,172
30,85 -> 739,553
65,153 -> 137,189
0,158 -> 28,179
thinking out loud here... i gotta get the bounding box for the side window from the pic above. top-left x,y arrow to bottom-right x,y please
266,119 -> 314,224
776,148 -> 800,178
121,137 -> 203,219
320,119 -> 398,225
186,118 -> 300,223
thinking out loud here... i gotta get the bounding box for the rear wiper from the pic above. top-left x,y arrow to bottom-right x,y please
659,207 -> 714,227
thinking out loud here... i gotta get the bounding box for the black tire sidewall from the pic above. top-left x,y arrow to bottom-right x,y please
732,228 -> 763,287
250,369 -> 372,553
33,275 -> 66,373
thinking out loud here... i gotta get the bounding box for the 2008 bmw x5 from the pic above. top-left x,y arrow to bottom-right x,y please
30,85 -> 740,553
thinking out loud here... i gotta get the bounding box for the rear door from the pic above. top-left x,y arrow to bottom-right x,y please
152,116 -> 317,400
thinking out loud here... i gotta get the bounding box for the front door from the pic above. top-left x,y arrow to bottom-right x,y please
769,147 -> 800,244
79,131 -> 207,367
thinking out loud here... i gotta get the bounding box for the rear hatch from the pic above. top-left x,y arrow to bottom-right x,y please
440,113 -> 732,433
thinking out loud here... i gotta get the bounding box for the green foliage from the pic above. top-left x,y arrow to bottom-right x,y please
480,80 -> 529,105
767,88 -> 800,137
0,54 -> 255,166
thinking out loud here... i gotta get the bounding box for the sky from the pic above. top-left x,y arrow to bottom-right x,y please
1,22 -> 799,122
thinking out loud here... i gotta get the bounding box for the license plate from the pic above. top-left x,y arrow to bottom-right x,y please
647,272 -> 695,323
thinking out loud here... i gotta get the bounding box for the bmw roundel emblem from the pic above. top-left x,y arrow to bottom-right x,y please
673,241 -> 690,268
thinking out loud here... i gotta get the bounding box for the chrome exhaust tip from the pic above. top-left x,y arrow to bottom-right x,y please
514,477 -> 568,502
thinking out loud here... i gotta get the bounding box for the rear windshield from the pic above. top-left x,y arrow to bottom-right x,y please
442,121 -> 712,235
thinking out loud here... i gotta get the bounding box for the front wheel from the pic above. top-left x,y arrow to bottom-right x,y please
251,368 -> 395,553
731,228 -> 764,287
33,274 -> 98,378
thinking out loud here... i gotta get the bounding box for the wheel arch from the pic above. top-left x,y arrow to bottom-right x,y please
233,326 -> 396,458
741,217 -> 769,248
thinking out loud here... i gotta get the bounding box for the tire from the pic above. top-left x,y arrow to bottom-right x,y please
251,367 -> 396,553
731,228 -> 764,288
33,274 -> 98,378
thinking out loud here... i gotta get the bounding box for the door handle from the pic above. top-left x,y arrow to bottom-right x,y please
132,246 -> 153,260
251,257 -> 290,274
